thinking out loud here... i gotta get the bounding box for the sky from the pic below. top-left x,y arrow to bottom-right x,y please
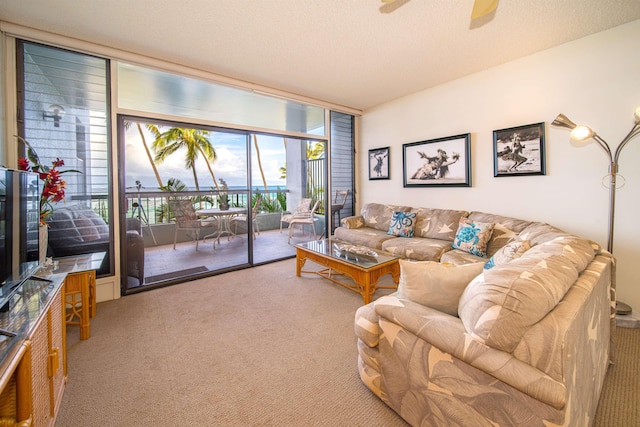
124,123 -> 288,191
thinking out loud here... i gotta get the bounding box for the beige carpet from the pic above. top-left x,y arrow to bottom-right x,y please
56,259 -> 638,426
594,326 -> 640,427
56,259 -> 406,426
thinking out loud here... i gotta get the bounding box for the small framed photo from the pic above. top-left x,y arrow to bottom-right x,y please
369,147 -> 390,180
403,134 -> 471,187
493,122 -> 546,177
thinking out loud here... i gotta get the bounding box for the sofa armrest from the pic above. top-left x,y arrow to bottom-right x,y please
340,215 -> 364,229
374,294 -> 566,409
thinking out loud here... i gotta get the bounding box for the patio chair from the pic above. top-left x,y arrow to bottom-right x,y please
168,199 -> 218,251
330,190 -> 349,230
287,199 -> 322,244
280,197 -> 312,232
231,194 -> 262,239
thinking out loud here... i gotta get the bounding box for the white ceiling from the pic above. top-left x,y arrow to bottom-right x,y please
2,0 -> 640,112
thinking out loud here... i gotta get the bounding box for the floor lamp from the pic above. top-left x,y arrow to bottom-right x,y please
551,107 -> 640,315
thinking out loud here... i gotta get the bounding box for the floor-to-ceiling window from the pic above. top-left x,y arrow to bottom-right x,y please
16,41 -> 112,276
15,37 -> 353,295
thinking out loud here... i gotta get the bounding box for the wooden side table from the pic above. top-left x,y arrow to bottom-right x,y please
53,252 -> 105,340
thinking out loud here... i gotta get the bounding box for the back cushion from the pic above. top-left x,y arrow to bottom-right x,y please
412,208 -> 469,241
458,231 -> 595,353
361,203 -> 411,232
458,255 -> 579,352
73,215 -> 101,242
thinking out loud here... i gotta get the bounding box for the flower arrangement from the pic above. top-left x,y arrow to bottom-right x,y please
16,136 -> 80,225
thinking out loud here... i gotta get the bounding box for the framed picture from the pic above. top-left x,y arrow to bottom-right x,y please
403,134 -> 471,187
369,147 -> 390,180
493,122 -> 546,177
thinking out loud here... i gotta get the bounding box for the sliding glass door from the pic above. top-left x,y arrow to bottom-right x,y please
120,117 -> 250,293
120,118 -> 330,293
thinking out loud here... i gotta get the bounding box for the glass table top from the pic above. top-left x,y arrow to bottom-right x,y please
296,238 -> 399,269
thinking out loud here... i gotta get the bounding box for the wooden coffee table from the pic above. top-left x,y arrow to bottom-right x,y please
295,238 -> 400,304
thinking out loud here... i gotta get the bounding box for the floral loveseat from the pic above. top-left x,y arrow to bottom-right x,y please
340,203 -> 615,426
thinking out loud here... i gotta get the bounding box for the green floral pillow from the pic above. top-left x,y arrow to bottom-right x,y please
387,211 -> 417,238
452,218 -> 495,257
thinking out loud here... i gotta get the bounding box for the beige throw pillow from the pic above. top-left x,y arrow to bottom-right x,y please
397,260 -> 485,316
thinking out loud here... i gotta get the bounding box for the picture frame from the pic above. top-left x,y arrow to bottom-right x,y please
403,134 -> 471,187
368,147 -> 390,180
493,122 -> 546,177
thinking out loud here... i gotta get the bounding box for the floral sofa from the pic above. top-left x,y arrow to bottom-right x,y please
340,203 -> 615,426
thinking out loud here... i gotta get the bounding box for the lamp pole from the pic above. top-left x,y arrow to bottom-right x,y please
552,109 -> 640,314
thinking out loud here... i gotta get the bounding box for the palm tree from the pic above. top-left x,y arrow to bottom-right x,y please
253,134 -> 268,191
124,121 -> 164,188
152,127 -> 220,191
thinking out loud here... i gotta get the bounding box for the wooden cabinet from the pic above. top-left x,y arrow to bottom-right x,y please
0,275 -> 67,426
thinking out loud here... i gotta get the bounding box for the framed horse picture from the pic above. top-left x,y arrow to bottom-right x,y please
493,122 -> 546,177
403,134 -> 471,187
369,147 -> 390,180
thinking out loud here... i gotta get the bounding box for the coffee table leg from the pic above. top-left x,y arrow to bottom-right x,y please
360,274 -> 372,304
296,254 -> 306,277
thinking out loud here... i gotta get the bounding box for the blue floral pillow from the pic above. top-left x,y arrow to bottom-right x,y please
452,218 -> 495,257
387,211 -> 417,238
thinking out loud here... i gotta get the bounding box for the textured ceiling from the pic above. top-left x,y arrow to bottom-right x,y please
1,0 -> 640,111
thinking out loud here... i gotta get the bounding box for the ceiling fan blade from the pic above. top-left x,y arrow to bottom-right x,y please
470,0 -> 498,20
379,0 -> 411,14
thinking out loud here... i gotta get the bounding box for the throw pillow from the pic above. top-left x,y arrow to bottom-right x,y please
484,239 -> 531,270
397,259 -> 485,316
387,211 -> 417,238
452,218 -> 495,257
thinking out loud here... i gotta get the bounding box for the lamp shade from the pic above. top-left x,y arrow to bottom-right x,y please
551,114 -> 577,130
570,126 -> 594,141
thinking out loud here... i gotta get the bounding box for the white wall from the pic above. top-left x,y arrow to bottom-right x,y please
359,19 -> 640,312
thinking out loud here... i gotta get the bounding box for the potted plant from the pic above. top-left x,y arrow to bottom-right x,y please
218,178 -> 229,210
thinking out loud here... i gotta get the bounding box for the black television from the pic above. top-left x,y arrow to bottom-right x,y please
0,167 -> 41,308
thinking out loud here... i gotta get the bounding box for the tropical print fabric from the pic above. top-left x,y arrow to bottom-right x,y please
361,203 -> 412,232
355,249 -> 614,426
387,211 -> 417,237
381,237 -> 453,261
411,208 -> 469,241
484,239 -> 531,269
451,218 -> 495,257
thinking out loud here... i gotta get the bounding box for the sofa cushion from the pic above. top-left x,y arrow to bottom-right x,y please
458,254 -> 580,353
361,203 -> 412,232
412,208 -> 469,241
334,227 -> 396,250
519,224 -> 596,272
381,237 -> 453,261
73,214 -> 101,242
440,248 -> 486,265
397,260 -> 484,316
452,218 -> 495,257
82,210 -> 110,238
484,239 -> 531,270
48,207 -> 84,245
387,211 -> 417,237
